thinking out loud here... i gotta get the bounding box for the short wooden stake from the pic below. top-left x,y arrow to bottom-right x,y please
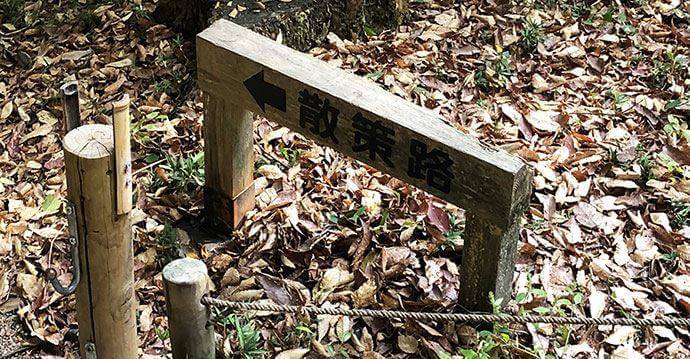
163,258 -> 215,359
63,124 -> 138,358
60,80 -> 81,133
203,93 -> 255,230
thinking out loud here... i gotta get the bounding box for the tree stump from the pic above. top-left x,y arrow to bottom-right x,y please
154,0 -> 409,51
152,0 -> 213,39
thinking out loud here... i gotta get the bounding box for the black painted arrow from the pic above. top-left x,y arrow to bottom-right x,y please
243,70 -> 286,112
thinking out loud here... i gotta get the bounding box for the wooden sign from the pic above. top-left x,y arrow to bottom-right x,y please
197,20 -> 530,224
196,20 -> 532,311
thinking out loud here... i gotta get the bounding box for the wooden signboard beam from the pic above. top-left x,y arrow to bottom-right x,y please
197,19 -> 532,311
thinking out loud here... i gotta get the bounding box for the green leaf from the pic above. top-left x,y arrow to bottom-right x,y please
531,288 -> 548,297
554,298 -> 572,308
295,325 -> 314,335
533,306 -> 551,315
478,330 -> 493,337
603,10 -> 614,22
366,70 -> 384,81
623,23 -> 637,35
573,292 -> 583,305
515,292 -> 527,303
349,206 -> 366,222
363,25 -> 379,37
665,98 -> 685,110
326,211 -> 339,223
459,349 -> 478,359
144,153 -> 159,164
145,111 -> 160,120
338,330 -> 352,343
40,194 -> 62,214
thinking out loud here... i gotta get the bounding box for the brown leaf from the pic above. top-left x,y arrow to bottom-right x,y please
426,202 -> 450,232
275,349 -> 309,359
104,75 -> 126,94
61,49 -> 93,61
1,101 -> 13,120
313,267 -> 353,304
526,110 -> 561,133
351,222 -> 372,269
352,279 -> 377,308
397,335 -> 418,354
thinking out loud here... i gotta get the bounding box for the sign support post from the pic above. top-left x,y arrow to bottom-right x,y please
203,94 -> 255,229
197,19 -> 532,311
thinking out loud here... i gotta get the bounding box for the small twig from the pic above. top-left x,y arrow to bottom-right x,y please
132,158 -> 166,176
1,344 -> 36,359
0,20 -> 40,38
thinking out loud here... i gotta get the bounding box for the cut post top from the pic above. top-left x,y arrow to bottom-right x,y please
60,81 -> 78,98
197,19 -> 532,223
163,258 -> 209,286
63,124 -> 114,159
112,94 -> 130,111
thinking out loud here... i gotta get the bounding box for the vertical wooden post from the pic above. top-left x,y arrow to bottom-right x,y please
60,80 -> 80,134
163,258 -> 215,359
112,95 -> 133,215
458,168 -> 532,312
63,124 -> 138,359
458,214 -> 521,312
203,93 -> 255,229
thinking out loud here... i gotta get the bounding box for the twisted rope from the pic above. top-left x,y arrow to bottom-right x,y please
202,296 -> 690,327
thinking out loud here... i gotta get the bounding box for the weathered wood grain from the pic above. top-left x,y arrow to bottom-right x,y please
196,19 -> 533,311
163,258 -> 215,359
63,124 -> 138,358
112,95 -> 133,215
203,93 -> 256,229
197,19 -> 531,225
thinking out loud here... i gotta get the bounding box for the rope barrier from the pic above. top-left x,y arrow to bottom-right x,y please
201,296 -> 690,327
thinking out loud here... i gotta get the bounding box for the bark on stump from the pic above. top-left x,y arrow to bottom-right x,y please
154,0 -> 409,51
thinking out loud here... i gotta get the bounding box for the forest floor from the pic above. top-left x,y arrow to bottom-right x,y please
1,0 -> 690,358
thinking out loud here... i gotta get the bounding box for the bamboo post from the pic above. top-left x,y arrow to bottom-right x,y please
203,93 -> 255,230
64,124 -> 138,358
163,258 -> 215,359
60,80 -> 80,133
112,94 -> 133,215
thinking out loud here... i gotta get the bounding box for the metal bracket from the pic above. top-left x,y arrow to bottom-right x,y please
84,342 -> 97,359
46,201 -> 81,295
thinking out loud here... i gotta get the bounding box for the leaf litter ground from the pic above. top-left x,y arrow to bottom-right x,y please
0,0 -> 689,357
